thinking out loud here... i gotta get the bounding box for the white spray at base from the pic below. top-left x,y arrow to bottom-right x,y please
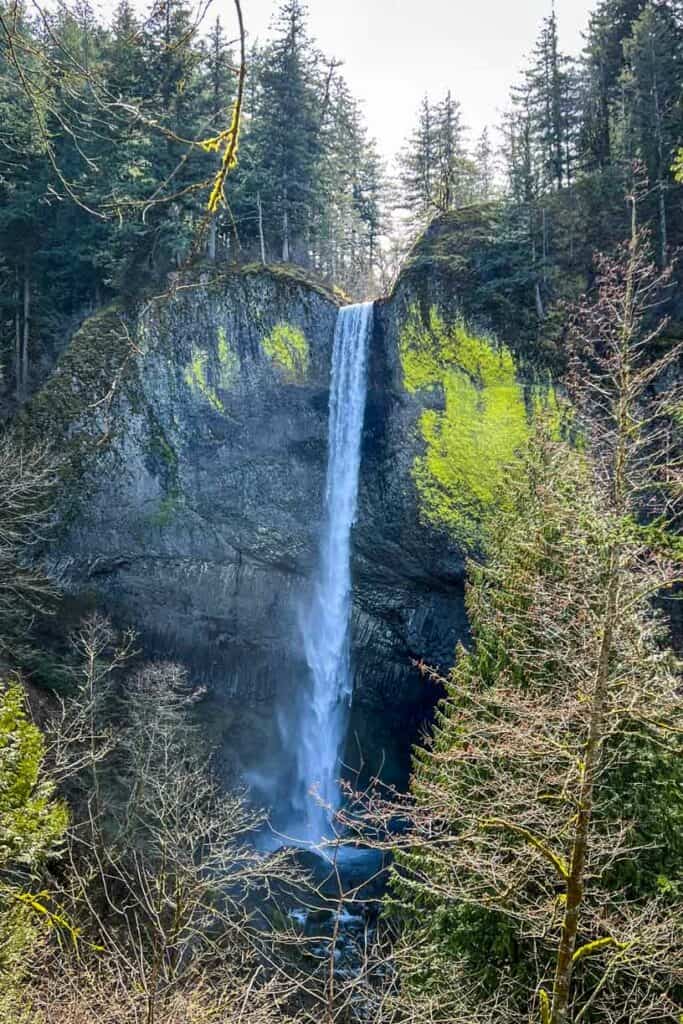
292,302 -> 373,842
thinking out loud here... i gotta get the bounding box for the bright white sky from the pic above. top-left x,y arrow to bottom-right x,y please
214,0 -> 597,161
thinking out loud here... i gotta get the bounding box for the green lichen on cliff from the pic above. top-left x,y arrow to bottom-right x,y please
144,414 -> 182,529
261,323 -> 310,382
400,306 -> 555,547
183,327 -> 239,412
184,349 -> 222,411
148,491 -> 181,528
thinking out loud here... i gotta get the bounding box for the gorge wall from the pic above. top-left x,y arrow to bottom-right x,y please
25,215 -> 545,804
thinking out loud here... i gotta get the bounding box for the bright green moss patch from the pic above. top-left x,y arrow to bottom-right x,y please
183,327 -> 240,412
261,323 -> 310,382
400,306 -> 555,548
184,349 -> 223,411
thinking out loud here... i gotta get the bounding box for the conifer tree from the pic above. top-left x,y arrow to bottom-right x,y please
399,94 -> 438,226
473,127 -> 496,200
622,3 -> 683,266
432,90 -> 470,211
245,0 -> 323,263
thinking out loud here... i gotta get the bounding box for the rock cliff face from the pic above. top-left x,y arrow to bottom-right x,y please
30,210 -> 553,804
25,262 -> 469,799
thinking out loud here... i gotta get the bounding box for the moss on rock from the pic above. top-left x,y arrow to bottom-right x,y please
240,261 -> 349,306
400,305 -> 556,548
260,323 -> 310,382
183,327 -> 239,412
184,349 -> 223,412
17,305 -> 140,489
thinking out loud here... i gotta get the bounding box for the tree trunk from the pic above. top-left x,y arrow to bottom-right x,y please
657,181 -> 667,269
532,230 -> 545,320
21,262 -> 30,398
650,36 -> 668,267
282,205 -> 290,262
257,192 -> 266,265
14,269 -> 21,401
208,218 -> 217,262
535,281 -> 545,320
550,552 -> 618,1023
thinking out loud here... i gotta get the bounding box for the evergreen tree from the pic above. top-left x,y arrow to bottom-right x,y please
622,3 -> 683,265
245,0 -> 324,263
399,90 -> 476,232
199,17 -> 235,259
501,93 -> 546,318
139,0 -> 208,269
399,94 -> 438,226
473,127 -> 495,200
524,9 -> 578,189
579,0 -> 649,170
384,235 -> 683,1018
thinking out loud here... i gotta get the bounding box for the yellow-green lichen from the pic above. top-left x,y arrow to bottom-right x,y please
184,349 -> 223,411
183,329 -> 240,413
261,323 -> 310,382
183,327 -> 240,411
216,326 -> 240,386
400,306 -> 555,548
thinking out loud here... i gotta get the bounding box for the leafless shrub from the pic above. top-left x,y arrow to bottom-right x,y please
0,432 -> 56,647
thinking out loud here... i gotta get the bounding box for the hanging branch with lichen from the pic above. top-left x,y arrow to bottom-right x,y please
199,0 -> 246,215
0,0 -> 246,223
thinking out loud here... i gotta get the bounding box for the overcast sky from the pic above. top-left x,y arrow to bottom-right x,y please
215,0 -> 597,161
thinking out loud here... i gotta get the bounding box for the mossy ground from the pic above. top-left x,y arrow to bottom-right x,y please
239,261 -> 349,306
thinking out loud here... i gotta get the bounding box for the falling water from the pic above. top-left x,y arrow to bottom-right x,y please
293,302 -> 373,842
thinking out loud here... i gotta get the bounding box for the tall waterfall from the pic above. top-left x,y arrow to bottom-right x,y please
294,301 -> 373,841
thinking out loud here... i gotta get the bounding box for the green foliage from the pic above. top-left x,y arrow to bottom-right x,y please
399,305 -> 557,546
674,148 -> 683,184
0,0 -> 387,400
0,683 -> 67,869
398,91 -> 479,228
391,431 -> 682,1020
0,682 -> 68,1019
261,322 -> 310,382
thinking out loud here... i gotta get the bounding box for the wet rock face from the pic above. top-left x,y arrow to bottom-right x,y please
37,267 -> 467,791
352,289 -> 468,722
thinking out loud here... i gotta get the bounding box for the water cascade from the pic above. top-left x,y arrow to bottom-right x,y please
293,301 -> 373,842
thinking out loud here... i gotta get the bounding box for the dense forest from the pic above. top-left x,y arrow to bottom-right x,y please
0,0 -> 682,1022
1,0 -> 682,397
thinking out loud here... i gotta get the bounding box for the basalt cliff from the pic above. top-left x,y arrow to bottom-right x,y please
23,211 -> 552,799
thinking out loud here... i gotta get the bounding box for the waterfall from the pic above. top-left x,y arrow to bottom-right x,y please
293,301 -> 373,842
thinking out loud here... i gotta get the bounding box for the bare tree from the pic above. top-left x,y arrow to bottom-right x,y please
0,432 -> 55,648
30,635 -> 306,1024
